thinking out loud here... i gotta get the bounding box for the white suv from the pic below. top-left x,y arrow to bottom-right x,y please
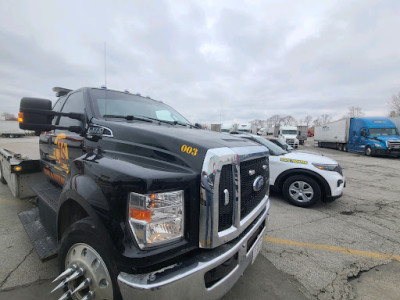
236,134 -> 345,207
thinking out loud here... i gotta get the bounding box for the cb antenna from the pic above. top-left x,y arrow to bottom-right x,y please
104,41 -> 107,87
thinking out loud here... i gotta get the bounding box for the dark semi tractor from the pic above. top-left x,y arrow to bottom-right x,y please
15,87 -> 270,300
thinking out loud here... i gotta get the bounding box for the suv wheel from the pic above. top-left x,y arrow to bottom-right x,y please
283,175 -> 321,207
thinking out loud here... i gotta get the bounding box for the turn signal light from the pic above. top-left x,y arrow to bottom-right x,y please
129,207 -> 151,222
13,166 -> 22,172
18,112 -> 24,123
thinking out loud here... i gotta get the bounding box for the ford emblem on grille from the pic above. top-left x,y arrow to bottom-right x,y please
253,175 -> 264,192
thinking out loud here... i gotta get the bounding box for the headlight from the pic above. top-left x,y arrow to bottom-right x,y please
128,190 -> 184,249
312,163 -> 343,175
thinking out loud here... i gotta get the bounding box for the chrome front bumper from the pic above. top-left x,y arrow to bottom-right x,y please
117,200 -> 270,300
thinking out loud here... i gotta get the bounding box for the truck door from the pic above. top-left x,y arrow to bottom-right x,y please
348,119 -> 363,152
359,128 -> 368,152
43,92 -> 85,185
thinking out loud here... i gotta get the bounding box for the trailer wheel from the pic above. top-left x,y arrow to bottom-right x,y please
343,144 -> 348,152
54,222 -> 121,300
282,175 -> 321,208
338,144 -> 343,151
0,163 -> 6,184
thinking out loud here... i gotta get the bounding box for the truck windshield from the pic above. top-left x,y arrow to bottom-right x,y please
282,130 -> 297,135
369,128 -> 399,136
89,89 -> 191,125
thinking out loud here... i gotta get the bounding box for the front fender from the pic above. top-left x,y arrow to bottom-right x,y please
58,152 -> 199,270
58,176 -> 119,248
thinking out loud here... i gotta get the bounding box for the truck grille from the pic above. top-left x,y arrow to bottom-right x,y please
387,141 -> 400,150
240,157 -> 268,219
286,138 -> 295,146
199,146 -> 269,249
218,165 -> 234,231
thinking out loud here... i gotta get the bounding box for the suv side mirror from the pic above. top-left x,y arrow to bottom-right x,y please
19,97 -> 84,133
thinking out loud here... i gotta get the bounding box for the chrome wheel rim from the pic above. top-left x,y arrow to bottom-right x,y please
64,243 -> 113,300
365,147 -> 371,156
288,181 -> 314,202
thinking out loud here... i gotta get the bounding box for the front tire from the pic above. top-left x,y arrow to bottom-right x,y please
282,175 -> 321,207
365,146 -> 374,156
57,222 -> 121,300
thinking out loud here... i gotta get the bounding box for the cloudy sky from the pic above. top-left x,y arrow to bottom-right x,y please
0,0 -> 399,124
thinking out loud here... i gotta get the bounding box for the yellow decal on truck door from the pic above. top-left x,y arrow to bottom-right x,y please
52,133 -> 69,171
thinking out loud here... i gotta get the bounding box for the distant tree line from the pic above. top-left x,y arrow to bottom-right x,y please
389,92 -> 400,117
250,90 -> 400,129
1,112 -> 17,121
250,106 -> 367,129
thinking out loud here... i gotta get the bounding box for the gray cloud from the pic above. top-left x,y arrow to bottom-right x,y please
0,0 -> 399,124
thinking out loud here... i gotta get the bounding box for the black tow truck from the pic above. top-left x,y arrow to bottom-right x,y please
6,87 -> 270,300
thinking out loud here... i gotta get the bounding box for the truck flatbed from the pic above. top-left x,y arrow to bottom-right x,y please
0,136 -> 40,160
0,136 -> 44,198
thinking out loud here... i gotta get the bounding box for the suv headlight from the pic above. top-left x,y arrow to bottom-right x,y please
312,163 -> 343,175
128,190 -> 184,249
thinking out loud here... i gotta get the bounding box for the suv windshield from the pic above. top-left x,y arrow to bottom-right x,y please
89,89 -> 191,125
272,138 -> 294,151
247,136 -> 287,155
369,128 -> 399,136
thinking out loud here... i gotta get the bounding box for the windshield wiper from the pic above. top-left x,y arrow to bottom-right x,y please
103,115 -> 153,123
136,116 -> 193,127
103,114 -> 193,127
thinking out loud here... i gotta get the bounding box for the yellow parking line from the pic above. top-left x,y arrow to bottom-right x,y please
265,237 -> 400,262
0,197 -> 20,205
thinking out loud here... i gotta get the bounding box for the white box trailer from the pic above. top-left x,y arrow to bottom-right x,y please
297,126 -> 308,145
314,119 -> 350,145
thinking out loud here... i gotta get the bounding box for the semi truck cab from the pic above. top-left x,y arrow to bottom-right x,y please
348,117 -> 400,156
278,126 -> 299,149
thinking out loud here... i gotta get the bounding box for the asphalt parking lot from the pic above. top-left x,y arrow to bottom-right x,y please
0,136 -> 399,299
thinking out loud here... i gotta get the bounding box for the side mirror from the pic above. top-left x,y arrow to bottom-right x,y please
19,98 -> 53,130
19,97 -> 84,133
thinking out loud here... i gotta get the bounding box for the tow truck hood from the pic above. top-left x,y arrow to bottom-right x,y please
91,120 -> 260,171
